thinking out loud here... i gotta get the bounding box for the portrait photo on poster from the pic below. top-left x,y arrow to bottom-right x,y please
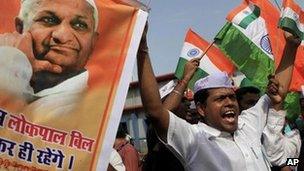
0,0 -> 148,170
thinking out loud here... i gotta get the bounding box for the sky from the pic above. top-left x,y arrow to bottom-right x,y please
132,0 -> 304,80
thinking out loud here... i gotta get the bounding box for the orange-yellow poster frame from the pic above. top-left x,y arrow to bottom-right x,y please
0,0 -> 147,170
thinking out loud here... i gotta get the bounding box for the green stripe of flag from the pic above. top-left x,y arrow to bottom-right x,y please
215,22 -> 274,91
284,92 -> 301,121
175,57 -> 208,89
239,5 -> 260,29
279,17 -> 304,40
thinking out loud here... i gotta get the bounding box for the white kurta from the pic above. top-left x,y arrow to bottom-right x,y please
166,95 -> 274,171
263,109 -> 301,166
28,71 -> 88,116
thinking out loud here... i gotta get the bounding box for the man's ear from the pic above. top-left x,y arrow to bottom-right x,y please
196,102 -> 206,118
15,17 -> 24,34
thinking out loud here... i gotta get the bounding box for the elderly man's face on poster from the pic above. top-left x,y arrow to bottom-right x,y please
17,0 -> 98,74
0,0 -> 147,169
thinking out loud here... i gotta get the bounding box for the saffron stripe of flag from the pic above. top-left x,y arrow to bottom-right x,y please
215,0 -> 276,91
175,29 -> 235,89
279,0 -> 304,43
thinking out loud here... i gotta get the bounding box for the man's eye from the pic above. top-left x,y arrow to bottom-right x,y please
73,22 -> 88,30
39,16 -> 59,25
230,95 -> 236,100
216,96 -> 225,101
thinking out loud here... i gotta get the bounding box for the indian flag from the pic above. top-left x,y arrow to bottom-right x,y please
279,0 -> 304,44
175,29 -> 235,89
215,0 -> 279,91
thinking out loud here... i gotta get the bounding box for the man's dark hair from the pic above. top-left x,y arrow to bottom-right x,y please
194,89 -> 209,106
236,87 -> 260,102
116,124 -> 127,138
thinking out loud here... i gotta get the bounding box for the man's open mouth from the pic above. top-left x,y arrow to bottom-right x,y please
222,110 -> 236,123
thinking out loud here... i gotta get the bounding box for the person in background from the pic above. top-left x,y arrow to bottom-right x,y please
236,78 -> 261,112
295,92 -> 304,171
107,148 -> 126,171
236,78 -> 302,171
114,124 -> 141,171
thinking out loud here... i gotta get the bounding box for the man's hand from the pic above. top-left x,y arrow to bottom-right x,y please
138,23 -> 148,54
183,58 -> 199,82
0,32 -> 62,74
266,75 -> 284,109
284,31 -> 301,47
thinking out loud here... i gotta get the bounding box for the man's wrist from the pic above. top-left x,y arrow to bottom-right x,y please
285,40 -> 300,51
172,90 -> 183,96
272,102 -> 283,111
178,79 -> 188,86
182,74 -> 193,83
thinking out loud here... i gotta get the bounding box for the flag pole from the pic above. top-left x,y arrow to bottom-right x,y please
272,0 -> 281,10
146,0 -> 152,8
198,40 -> 215,60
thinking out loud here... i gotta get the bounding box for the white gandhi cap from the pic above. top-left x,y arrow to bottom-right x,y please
194,72 -> 234,94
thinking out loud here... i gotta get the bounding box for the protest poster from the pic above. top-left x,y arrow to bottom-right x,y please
0,0 -> 148,170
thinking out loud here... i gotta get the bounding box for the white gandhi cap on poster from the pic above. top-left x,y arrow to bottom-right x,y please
85,0 -> 99,31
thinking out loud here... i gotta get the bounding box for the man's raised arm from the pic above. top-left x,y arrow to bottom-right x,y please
163,58 -> 199,111
270,32 -> 301,108
137,25 -> 169,140
241,31 -> 300,136
261,32 -> 302,167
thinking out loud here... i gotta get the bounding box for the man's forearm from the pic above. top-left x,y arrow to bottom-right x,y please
163,79 -> 188,111
275,41 -> 298,96
163,58 -> 198,111
137,50 -> 169,139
